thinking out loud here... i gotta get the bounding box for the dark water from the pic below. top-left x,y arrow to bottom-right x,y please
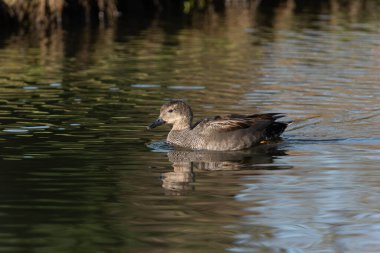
1,1 -> 380,252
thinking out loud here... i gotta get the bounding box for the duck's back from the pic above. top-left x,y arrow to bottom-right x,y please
169,113 -> 288,151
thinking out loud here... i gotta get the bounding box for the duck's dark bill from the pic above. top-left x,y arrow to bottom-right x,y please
147,118 -> 166,129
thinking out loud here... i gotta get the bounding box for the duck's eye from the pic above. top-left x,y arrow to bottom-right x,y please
168,109 -> 174,113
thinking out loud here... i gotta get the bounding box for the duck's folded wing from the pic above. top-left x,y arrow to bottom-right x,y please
221,113 -> 285,121
204,119 -> 252,131
196,114 -> 283,132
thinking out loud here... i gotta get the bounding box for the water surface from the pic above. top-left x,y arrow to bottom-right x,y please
1,1 -> 380,252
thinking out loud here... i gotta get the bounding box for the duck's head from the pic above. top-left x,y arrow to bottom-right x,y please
147,100 -> 193,130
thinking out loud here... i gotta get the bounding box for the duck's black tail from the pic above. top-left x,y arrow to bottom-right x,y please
265,122 -> 289,140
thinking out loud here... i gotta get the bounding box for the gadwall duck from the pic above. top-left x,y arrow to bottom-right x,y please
147,100 -> 289,151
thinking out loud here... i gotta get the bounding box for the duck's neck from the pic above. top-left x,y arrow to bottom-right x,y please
171,119 -> 192,131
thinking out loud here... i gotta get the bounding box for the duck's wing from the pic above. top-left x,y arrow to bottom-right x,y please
221,113 -> 285,121
194,113 -> 285,132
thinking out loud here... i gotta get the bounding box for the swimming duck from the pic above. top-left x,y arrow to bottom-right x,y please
147,100 -> 288,151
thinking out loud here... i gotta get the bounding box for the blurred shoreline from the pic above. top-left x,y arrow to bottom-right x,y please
1,0 -> 378,32
1,0 -> 378,48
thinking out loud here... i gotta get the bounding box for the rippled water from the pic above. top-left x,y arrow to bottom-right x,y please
1,1 -> 380,252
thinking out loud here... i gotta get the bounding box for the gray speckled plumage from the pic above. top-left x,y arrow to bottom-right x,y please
148,100 -> 289,151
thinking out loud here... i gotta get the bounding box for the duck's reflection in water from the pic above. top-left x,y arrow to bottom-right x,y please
162,144 -> 289,193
